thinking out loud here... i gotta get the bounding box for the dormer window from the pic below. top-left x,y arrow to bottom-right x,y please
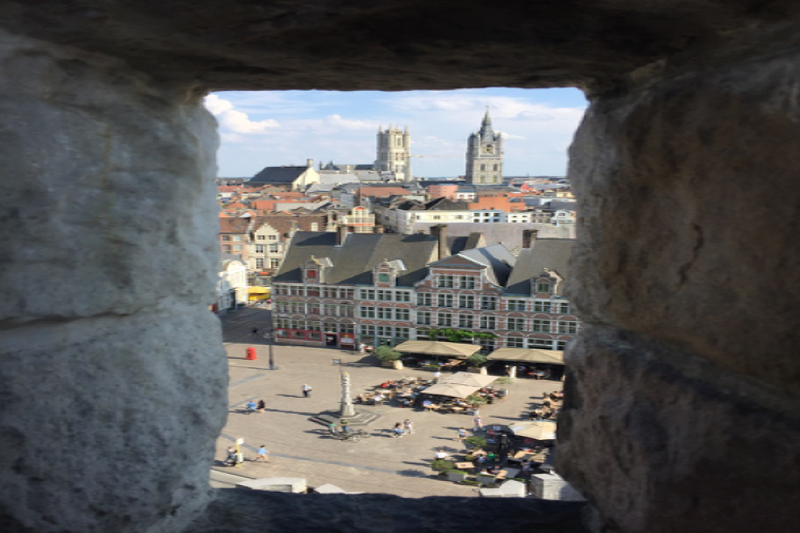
536,282 -> 551,293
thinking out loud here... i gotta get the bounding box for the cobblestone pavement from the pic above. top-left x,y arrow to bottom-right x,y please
213,307 -> 563,497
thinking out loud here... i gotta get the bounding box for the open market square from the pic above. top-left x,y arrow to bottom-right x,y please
213,307 -> 564,497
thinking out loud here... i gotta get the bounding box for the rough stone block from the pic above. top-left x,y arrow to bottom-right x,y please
236,477 -> 308,493
567,50 -> 800,396
558,327 -> 800,532
531,473 -> 585,502
499,479 -> 527,497
314,484 -> 347,494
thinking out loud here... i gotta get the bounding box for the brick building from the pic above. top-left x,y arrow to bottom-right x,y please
272,227 -> 579,351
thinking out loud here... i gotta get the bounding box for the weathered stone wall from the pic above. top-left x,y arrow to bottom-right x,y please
0,30 -> 227,532
560,43 -> 800,531
1,2 -> 800,533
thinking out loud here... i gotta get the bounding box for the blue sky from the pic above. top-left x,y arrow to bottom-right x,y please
206,88 -> 587,178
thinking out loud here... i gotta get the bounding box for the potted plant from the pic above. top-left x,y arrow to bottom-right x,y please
374,346 -> 403,369
465,353 -> 488,373
464,435 -> 487,450
466,394 -> 488,410
430,459 -> 456,476
447,470 -> 469,482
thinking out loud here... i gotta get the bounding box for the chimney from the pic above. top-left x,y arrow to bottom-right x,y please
522,229 -> 539,249
336,225 -> 349,246
306,158 -> 313,169
431,224 -> 448,260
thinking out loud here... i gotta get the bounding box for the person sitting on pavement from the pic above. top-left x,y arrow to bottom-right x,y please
246,400 -> 257,412
256,400 -> 266,413
391,423 -> 404,438
328,422 -> 340,436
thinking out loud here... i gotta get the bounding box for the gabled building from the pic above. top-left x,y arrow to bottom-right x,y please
249,212 -> 328,281
272,230 -> 440,348
272,225 -> 580,351
219,217 -> 251,261
249,159 -> 320,191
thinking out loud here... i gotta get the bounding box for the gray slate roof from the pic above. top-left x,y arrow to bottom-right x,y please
251,166 -> 308,184
504,238 -> 576,296
274,232 -> 438,287
413,222 -> 576,247
458,244 -> 517,287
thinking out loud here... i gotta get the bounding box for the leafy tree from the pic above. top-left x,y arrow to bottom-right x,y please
466,353 -> 488,368
374,346 -> 402,361
430,459 -> 456,473
464,435 -> 487,449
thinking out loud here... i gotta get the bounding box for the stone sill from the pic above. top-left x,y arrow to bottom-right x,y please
187,489 -> 590,533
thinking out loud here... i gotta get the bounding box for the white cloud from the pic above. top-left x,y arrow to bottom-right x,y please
204,94 -> 233,115
204,94 -> 280,134
323,114 -> 375,130
220,110 -> 280,134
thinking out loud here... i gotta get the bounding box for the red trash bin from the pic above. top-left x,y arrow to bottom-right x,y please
245,347 -> 257,360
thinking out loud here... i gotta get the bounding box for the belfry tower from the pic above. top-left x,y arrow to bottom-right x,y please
466,109 -> 503,185
375,125 -> 411,181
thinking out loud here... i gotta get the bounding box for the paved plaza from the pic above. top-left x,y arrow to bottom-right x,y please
212,307 -> 563,497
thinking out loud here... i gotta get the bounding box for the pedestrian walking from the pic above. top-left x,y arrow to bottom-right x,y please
457,427 -> 467,442
225,446 -> 237,466
301,384 -> 312,398
391,422 -> 404,438
340,419 -> 351,433
433,368 -> 442,382
255,445 -> 270,462
473,415 -> 483,431
403,419 -> 414,435
434,448 -> 449,460
234,450 -> 244,468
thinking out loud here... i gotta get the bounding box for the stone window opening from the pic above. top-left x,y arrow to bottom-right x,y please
7,8 -> 796,533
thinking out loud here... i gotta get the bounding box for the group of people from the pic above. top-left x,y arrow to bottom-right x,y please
328,419 -> 351,436
390,419 -> 415,437
225,444 -> 270,466
246,399 -> 267,413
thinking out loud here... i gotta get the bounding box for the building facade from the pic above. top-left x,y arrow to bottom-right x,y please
272,230 -> 579,352
465,110 -> 503,185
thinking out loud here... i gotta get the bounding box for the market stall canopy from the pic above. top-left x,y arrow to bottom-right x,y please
440,372 -> 497,388
247,286 -> 271,294
509,420 -> 557,440
421,383 -> 481,398
487,348 -> 565,365
394,340 -> 481,358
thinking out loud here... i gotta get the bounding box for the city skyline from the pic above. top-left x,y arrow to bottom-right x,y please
206,87 -> 587,178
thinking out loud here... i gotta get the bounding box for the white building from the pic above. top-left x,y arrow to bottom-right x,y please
217,255 -> 248,313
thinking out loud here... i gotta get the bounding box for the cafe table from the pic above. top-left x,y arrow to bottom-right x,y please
454,462 -> 474,470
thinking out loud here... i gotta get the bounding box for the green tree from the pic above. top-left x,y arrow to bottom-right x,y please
373,346 -> 402,362
466,353 -> 488,368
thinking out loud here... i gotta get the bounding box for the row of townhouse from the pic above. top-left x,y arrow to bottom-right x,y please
271,227 -> 579,352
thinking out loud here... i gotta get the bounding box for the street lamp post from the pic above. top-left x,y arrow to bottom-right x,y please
268,308 -> 276,370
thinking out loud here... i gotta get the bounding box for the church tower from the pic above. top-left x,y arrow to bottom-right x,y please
375,125 -> 411,181
465,110 -> 503,185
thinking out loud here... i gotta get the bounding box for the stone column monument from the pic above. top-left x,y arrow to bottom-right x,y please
340,372 -> 357,418
312,365 -> 379,427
